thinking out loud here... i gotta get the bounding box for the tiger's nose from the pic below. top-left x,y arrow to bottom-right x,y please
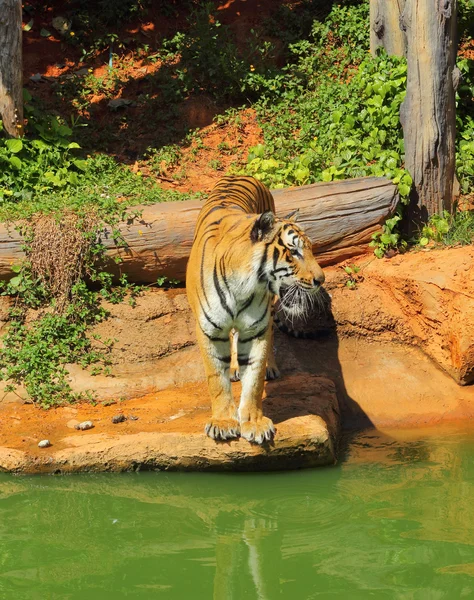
313,273 -> 325,288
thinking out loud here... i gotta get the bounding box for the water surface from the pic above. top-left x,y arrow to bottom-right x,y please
1,428 -> 474,599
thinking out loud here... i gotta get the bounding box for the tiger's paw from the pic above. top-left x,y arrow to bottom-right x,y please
230,367 -> 240,382
265,366 -> 280,380
205,418 -> 241,441
241,417 -> 275,445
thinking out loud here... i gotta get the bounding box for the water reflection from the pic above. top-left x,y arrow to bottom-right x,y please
0,430 -> 474,598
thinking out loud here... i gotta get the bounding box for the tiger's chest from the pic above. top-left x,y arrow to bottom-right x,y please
200,274 -> 272,338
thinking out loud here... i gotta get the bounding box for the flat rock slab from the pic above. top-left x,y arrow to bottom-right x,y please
0,374 -> 339,474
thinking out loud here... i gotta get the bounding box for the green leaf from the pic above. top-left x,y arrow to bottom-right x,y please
436,219 -> 450,234
32,139 -> 49,151
40,28 -> 52,37
341,150 -> 353,161
398,183 -> 411,196
69,171 -> 79,185
23,19 -> 34,32
73,159 -> 88,172
419,237 -> 429,246
67,142 -> 81,149
344,115 -> 355,130
58,125 -> 72,137
9,156 -> 22,170
294,169 -> 309,182
11,264 -> 22,273
9,276 -> 22,287
5,139 -> 23,153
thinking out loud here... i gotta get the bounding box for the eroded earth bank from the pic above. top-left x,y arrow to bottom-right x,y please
1,246 -> 474,473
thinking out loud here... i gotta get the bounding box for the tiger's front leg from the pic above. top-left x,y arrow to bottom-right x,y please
196,326 -> 240,441
237,326 -> 275,444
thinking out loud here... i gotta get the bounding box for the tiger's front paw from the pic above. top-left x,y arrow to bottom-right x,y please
205,418 -> 240,441
241,417 -> 275,444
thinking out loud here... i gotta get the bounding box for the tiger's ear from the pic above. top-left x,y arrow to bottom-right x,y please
250,210 -> 275,242
284,208 -> 299,221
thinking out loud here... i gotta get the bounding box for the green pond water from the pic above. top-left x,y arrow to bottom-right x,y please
1,429 -> 474,599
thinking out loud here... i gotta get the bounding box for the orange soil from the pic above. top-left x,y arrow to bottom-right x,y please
0,381 -> 215,455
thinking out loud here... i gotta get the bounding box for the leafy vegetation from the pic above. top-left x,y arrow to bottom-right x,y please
417,211 -> 474,248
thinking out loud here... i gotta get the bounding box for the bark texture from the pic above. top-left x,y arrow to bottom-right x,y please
400,0 -> 458,219
370,0 -> 407,56
0,177 -> 399,282
0,0 -> 23,137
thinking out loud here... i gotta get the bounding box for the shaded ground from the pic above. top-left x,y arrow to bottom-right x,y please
21,0 -> 292,192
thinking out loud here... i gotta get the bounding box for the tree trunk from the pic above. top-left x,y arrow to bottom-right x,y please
0,177 -> 399,283
400,0 -> 458,220
370,0 -> 406,57
0,0 -> 23,137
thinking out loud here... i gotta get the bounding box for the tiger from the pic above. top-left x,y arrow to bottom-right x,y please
186,176 -> 325,445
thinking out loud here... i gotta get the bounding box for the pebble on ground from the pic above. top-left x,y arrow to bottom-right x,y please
75,421 -> 94,431
112,414 -> 127,424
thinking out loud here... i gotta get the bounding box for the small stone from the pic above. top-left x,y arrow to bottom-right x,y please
38,439 -> 51,448
108,98 -> 134,110
75,420 -> 94,431
112,414 -> 127,424
30,73 -> 43,83
129,415 -> 139,421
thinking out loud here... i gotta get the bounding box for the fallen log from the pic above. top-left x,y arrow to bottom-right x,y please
0,177 -> 398,283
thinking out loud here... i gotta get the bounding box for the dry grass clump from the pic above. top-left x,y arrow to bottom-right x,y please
28,212 -> 97,312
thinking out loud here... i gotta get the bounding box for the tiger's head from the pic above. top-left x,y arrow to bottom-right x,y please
250,210 -> 325,319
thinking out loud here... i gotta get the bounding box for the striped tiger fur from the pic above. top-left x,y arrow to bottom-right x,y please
186,176 -> 325,444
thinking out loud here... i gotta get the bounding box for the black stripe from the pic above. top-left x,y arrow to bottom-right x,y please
257,244 -> 269,281
203,331 -> 230,342
237,355 -> 253,366
249,305 -> 270,328
219,255 -> 232,295
213,263 -> 234,318
236,293 -> 255,316
258,291 -> 269,306
197,296 -> 222,331
272,246 -> 280,270
239,324 -> 268,344
216,355 -> 231,364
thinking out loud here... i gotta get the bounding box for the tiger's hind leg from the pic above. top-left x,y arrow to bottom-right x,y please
230,328 -> 280,382
196,326 -> 240,441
